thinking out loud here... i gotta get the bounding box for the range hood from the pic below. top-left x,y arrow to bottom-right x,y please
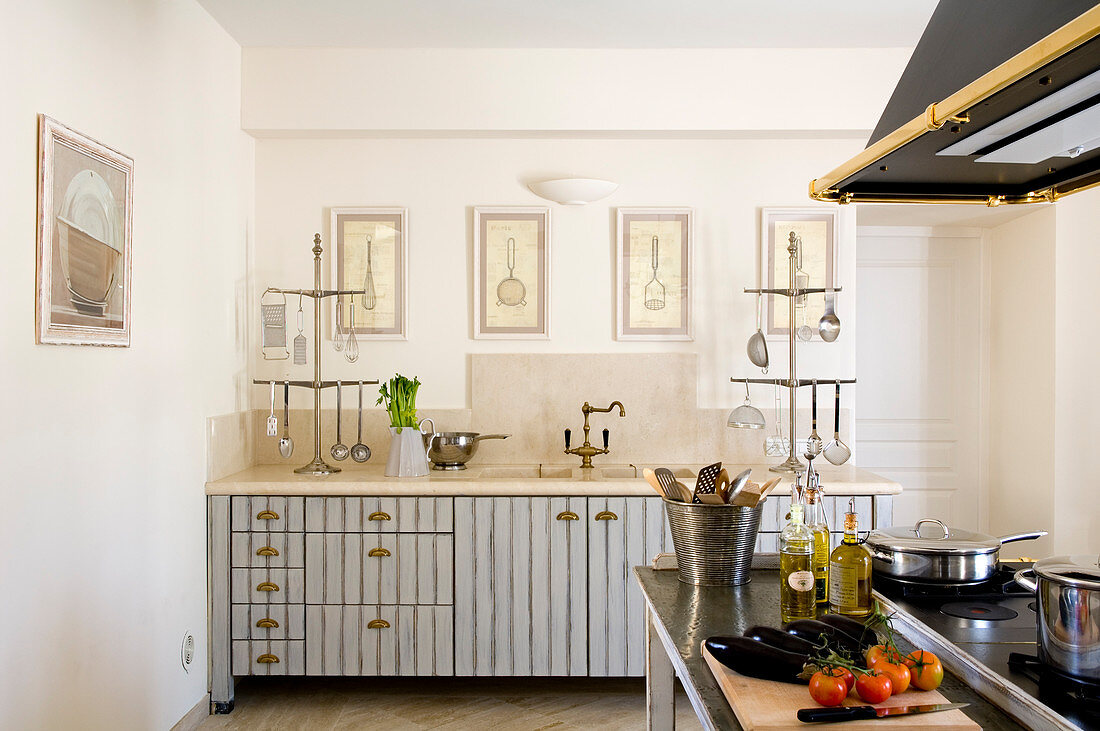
810,1 -> 1100,205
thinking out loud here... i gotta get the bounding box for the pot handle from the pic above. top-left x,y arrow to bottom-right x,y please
998,530 -> 1048,545
868,548 -> 895,564
913,518 -> 949,538
1014,568 -> 1038,593
473,434 -> 511,441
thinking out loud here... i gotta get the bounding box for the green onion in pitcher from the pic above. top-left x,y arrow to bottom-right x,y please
377,374 -> 421,430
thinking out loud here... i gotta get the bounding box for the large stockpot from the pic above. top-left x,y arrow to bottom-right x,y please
865,518 -> 1046,585
1015,555 -> 1100,681
424,432 -> 510,470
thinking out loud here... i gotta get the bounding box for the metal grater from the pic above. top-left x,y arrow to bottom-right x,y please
292,301 -> 307,365
261,292 -> 289,360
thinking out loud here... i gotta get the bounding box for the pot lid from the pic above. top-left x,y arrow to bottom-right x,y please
866,518 -> 1005,556
1033,554 -> 1100,591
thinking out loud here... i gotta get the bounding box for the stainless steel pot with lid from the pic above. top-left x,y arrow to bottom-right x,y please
1014,554 -> 1100,681
865,518 -> 1047,585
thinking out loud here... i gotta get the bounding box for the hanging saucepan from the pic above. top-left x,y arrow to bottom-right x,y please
865,518 -> 1047,585
1014,554 -> 1100,682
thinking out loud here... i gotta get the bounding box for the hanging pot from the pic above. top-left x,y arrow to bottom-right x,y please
865,518 -> 1046,585
1014,554 -> 1100,681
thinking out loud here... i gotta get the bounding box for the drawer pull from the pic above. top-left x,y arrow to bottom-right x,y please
256,654 -> 280,664
256,546 -> 280,557
368,547 -> 391,558
368,511 -> 391,522
256,618 -> 280,629
556,511 -> 579,521
595,511 -> 619,521
367,619 -> 390,630
256,582 -> 280,592
256,510 -> 280,521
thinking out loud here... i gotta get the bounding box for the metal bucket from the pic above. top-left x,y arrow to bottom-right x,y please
664,499 -> 763,586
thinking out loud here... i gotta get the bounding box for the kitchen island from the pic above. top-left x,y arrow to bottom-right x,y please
205,463 -> 899,713
634,567 -> 1024,730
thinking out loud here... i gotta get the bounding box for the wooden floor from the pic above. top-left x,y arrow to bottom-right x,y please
196,677 -> 703,730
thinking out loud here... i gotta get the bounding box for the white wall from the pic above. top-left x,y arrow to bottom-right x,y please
0,1 -> 251,728
252,136 -> 860,413
987,209 -> 1056,556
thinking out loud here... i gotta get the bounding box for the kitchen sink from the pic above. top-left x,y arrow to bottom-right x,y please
597,467 -> 639,479
475,465 -> 575,479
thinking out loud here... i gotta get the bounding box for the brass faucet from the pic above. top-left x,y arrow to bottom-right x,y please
564,401 -> 626,468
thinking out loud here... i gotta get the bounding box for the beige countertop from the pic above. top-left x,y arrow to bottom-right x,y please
205,462 -> 901,497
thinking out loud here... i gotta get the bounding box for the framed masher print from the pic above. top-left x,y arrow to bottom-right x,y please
616,207 -> 693,341
473,206 -> 550,339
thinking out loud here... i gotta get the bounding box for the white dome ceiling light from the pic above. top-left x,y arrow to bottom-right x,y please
527,178 -> 618,205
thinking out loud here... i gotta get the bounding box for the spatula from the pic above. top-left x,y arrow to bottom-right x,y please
693,461 -> 723,503
654,468 -> 685,502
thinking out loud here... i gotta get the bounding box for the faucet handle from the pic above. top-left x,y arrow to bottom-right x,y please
564,428 -> 571,449
602,428 -> 609,450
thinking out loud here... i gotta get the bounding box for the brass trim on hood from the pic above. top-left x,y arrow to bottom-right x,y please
810,5 -> 1100,205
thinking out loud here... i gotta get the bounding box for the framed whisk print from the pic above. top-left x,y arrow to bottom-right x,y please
331,207 -> 407,340
615,207 -> 693,341
473,206 -> 550,339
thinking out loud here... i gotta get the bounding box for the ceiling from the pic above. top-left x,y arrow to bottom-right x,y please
196,0 -> 938,48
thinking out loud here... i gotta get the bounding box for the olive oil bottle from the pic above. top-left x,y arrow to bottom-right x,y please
805,487 -> 830,605
780,498 -> 816,623
828,498 -> 872,617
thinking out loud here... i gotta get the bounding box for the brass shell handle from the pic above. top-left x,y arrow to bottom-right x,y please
256,618 -> 279,628
256,546 -> 280,557
368,547 -> 391,557
256,510 -> 280,520
257,582 -> 280,592
367,619 -> 390,629
595,511 -> 619,521
556,511 -> 579,521
256,654 -> 280,664
368,511 -> 391,522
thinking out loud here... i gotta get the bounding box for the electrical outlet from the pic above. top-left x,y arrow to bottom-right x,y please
181,631 -> 195,672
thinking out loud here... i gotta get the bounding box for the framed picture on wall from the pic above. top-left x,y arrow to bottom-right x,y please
331,207 -> 408,340
473,206 -> 550,339
760,207 -> 837,338
615,207 -> 693,341
36,115 -> 134,346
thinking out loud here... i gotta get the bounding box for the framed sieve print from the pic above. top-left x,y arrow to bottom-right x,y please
473,206 -> 550,339
616,207 -> 693,341
331,207 -> 407,340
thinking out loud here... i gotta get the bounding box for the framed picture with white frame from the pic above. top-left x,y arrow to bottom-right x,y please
473,206 -> 551,339
759,207 -> 837,339
615,207 -> 694,341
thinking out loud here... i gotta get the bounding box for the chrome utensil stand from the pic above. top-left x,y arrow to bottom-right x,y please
733,232 -> 855,474
253,234 -> 378,476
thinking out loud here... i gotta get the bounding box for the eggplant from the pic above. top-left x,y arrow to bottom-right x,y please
782,619 -> 864,655
817,614 -> 880,648
743,625 -> 817,655
704,636 -> 808,685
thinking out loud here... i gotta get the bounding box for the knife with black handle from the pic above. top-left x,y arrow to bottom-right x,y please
797,702 -> 967,723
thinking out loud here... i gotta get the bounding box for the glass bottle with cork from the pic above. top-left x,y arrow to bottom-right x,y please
779,483 -> 816,623
804,481 -> 830,606
828,498 -> 872,616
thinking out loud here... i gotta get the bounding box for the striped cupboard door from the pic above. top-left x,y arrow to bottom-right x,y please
454,497 -> 588,676
587,496 -> 672,676
304,605 -> 453,676
304,532 -> 454,605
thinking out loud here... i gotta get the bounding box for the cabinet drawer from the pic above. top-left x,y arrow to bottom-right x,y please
305,605 -> 453,676
231,604 -> 305,640
305,533 -> 453,605
231,532 -> 305,568
304,497 -> 453,533
230,496 -> 305,532
232,640 -> 305,675
231,568 -> 305,604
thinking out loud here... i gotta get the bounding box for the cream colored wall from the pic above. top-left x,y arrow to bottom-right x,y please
251,136 -> 861,418
987,208 -> 1056,557
0,1 -> 251,728
1052,187 -> 1100,556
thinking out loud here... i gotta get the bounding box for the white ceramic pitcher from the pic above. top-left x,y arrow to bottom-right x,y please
384,418 -> 433,477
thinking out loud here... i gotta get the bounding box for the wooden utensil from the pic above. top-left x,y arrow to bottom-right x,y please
702,644 -> 978,730
755,477 -> 782,505
643,468 -> 666,498
731,481 -> 761,507
697,494 -> 726,505
693,461 -> 723,503
715,469 -> 731,503
674,480 -> 694,503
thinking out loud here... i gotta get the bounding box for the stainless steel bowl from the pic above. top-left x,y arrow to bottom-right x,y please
426,432 -> 510,470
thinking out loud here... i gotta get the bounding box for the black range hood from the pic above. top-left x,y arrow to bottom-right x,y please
810,1 -> 1100,205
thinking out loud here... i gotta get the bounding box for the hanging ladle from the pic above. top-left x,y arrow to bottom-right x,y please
823,382 -> 852,465
747,293 -> 769,371
818,287 -> 841,342
331,380 -> 349,461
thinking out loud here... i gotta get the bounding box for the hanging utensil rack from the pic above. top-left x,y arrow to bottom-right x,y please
732,231 -> 855,474
253,234 -> 378,476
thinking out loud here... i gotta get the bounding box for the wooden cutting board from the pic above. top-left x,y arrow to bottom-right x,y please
702,644 -> 979,730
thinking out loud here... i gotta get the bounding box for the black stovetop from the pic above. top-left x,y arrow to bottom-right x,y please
874,563 -> 1099,730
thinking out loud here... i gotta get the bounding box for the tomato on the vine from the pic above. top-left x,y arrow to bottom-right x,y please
905,650 -> 944,691
872,657 -> 911,694
831,666 -> 856,693
855,670 -> 893,703
809,670 -> 849,707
